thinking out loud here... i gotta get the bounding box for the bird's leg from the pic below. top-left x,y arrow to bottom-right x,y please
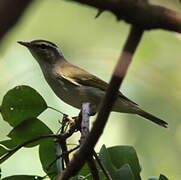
66,116 -> 80,134
67,116 -> 75,127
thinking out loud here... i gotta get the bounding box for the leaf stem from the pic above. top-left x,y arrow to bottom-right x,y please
48,106 -> 66,116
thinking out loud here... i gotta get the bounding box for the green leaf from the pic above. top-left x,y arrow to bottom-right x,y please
159,174 -> 169,180
99,144 -> 118,179
1,85 -> 47,127
99,145 -> 141,180
8,118 -> 53,148
79,163 -> 91,177
75,160 -> 107,180
39,140 -> 58,179
0,140 -> 17,164
108,145 -> 141,180
1,175 -> 43,180
116,164 -> 135,180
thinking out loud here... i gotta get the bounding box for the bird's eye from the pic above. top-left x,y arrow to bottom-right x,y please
39,44 -> 47,49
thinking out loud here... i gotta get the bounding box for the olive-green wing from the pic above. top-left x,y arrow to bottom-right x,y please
60,64 -> 138,105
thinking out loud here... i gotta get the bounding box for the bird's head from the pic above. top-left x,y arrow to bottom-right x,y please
18,40 -> 64,65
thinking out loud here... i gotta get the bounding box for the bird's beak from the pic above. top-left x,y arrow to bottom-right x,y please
17,41 -> 32,48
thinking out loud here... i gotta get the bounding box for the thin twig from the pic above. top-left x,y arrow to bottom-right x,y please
93,150 -> 112,180
59,140 -> 69,167
0,134 -> 58,162
48,106 -> 67,116
87,157 -> 99,180
55,114 -> 82,170
59,103 -> 100,179
46,145 -> 80,171
60,115 -> 69,170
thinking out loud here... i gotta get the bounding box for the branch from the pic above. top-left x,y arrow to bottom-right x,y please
0,0 -> 34,42
0,113 -> 82,170
0,134 -> 58,162
59,115 -> 70,169
46,145 -> 80,171
80,103 -> 90,144
80,103 -> 99,180
59,140 -> 69,168
69,0 -> 181,33
57,26 -> 143,180
0,114 -> 81,169
59,103 -> 100,179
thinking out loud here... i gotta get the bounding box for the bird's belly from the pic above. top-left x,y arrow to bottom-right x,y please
44,73 -> 137,114
45,76 -> 104,112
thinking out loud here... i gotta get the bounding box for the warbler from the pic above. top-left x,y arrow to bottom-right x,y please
18,40 -> 168,128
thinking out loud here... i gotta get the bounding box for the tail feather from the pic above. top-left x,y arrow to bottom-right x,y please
137,110 -> 168,128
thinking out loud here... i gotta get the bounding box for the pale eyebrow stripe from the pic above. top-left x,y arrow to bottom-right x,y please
31,40 -> 57,48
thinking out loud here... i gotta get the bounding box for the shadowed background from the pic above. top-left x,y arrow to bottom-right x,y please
0,0 -> 181,179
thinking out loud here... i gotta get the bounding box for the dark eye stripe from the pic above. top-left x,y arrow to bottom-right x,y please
38,44 -> 47,49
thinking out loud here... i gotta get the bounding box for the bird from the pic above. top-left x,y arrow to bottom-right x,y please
18,40 -> 168,128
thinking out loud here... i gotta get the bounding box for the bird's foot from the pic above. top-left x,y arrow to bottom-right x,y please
65,116 -> 75,134
67,116 -> 75,126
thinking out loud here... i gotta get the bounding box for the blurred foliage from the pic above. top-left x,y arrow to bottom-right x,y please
0,0 -> 181,179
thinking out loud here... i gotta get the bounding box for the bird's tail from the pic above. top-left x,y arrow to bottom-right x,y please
137,110 -> 168,128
